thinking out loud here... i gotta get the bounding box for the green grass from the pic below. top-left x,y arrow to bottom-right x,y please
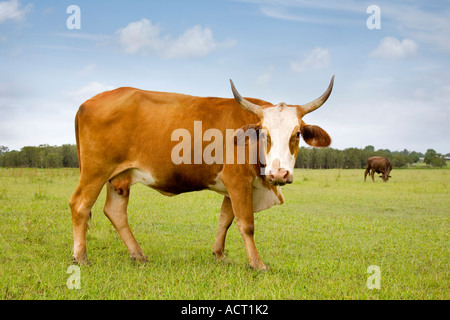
0,168 -> 448,299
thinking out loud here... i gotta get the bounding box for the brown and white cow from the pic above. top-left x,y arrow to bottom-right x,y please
69,76 -> 334,270
364,156 -> 392,182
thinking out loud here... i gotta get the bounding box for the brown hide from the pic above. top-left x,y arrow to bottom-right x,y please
70,82 -> 333,270
76,88 -> 265,193
364,156 -> 392,182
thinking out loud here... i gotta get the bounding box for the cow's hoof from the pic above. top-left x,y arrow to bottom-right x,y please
249,261 -> 267,271
213,250 -> 226,261
131,253 -> 148,263
72,253 -> 89,265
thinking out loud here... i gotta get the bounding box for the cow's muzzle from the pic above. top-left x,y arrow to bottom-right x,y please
267,169 -> 293,186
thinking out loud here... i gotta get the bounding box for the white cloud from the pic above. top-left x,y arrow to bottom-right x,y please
0,0 -> 32,23
249,0 -> 363,14
115,19 -> 162,55
259,5 -> 359,25
260,6 -> 314,23
291,47 -> 330,72
382,5 -> 450,52
9,47 -> 22,58
115,18 -> 235,59
370,37 -> 418,59
162,25 -> 218,59
253,1 -> 449,53
67,82 -> 114,104
256,65 -> 274,86
76,63 -> 96,77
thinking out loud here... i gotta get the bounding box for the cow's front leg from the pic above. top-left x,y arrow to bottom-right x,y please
223,177 -> 266,270
213,196 -> 234,260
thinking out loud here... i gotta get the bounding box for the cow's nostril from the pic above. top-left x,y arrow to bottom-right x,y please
268,169 -> 289,184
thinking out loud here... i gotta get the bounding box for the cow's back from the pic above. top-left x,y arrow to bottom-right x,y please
367,156 -> 391,173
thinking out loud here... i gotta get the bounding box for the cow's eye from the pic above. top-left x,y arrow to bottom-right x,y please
296,132 -> 301,139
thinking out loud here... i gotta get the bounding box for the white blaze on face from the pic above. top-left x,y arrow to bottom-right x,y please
261,103 -> 299,176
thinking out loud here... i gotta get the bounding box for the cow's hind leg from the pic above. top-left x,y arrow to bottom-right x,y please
213,196 -> 234,260
364,166 -> 370,182
69,177 -> 106,264
104,182 -> 147,262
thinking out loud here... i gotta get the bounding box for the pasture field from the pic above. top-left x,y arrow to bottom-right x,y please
0,168 -> 448,300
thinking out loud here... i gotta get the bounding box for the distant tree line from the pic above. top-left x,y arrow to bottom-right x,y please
0,144 -> 447,169
422,149 -> 448,169
0,145 -> 78,168
295,145 -> 447,169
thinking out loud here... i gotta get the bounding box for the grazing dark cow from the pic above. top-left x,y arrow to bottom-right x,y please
364,156 -> 392,182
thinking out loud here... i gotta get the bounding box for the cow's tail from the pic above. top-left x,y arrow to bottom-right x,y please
75,109 -> 81,172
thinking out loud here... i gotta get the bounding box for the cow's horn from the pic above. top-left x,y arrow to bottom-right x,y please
230,79 -> 263,117
301,75 -> 334,115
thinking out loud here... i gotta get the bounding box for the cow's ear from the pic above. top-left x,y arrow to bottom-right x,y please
300,122 -> 331,147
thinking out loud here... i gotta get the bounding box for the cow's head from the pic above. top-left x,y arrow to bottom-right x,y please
381,171 -> 392,182
230,76 -> 334,186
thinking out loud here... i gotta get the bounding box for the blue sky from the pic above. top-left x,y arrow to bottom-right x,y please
1,0 -> 449,154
